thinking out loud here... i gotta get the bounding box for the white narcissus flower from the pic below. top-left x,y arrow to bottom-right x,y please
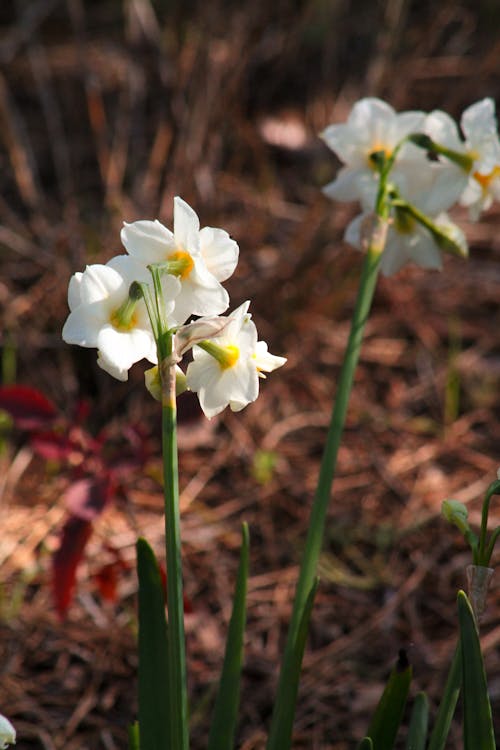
321,97 -> 426,209
121,197 -> 238,324
425,98 -> 500,219
344,153 -> 468,276
0,714 -> 15,748
186,302 -> 286,418
62,256 -> 180,381
346,210 -> 466,276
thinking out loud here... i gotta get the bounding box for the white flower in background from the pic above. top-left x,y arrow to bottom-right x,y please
186,301 -> 286,418
121,197 -> 238,324
345,165 -> 468,276
346,210 -> 466,276
62,256 -> 180,381
425,98 -> 500,219
0,714 -> 15,748
321,97 -> 426,208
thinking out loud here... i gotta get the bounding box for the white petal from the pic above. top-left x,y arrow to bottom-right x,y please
121,219 -> 175,263
80,264 -> 125,305
199,226 -> 239,281
323,166 -> 371,202
107,254 -> 153,284
173,265 -> 229,322
253,341 -> 287,372
62,303 -> 105,347
0,714 -> 16,748
349,98 -> 396,146
68,272 -> 83,311
379,232 -> 411,276
174,197 -> 200,254
343,213 -> 364,250
424,110 -> 463,151
321,122 -> 368,166
461,98 -> 497,142
407,227 -> 443,270
97,350 -> 129,381
186,355 -> 227,418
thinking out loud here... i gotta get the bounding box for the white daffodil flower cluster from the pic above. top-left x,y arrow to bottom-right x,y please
63,197 -> 286,418
322,97 -> 500,275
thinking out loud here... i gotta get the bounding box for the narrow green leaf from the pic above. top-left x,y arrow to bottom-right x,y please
406,692 -> 429,750
427,644 -> 461,750
458,590 -> 496,750
366,650 -> 412,750
207,523 -> 250,750
357,738 -> 374,750
136,538 -> 169,750
267,578 -> 319,750
128,722 -> 140,750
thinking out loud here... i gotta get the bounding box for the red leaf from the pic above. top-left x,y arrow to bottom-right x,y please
63,477 -> 112,521
52,516 -> 93,619
30,431 -> 77,462
94,562 -> 119,602
0,385 -> 58,430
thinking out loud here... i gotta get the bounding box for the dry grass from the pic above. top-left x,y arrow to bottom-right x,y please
1,1 -> 500,748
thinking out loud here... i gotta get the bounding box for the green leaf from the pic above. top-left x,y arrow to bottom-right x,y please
405,692 -> 429,750
357,738 -> 374,750
366,650 -> 412,750
458,591 -> 496,750
208,523 -> 250,750
128,722 -> 140,750
427,645 -> 461,750
136,538 -> 169,750
266,578 -> 319,750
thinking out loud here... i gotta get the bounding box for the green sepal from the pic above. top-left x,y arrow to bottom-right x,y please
407,133 -> 474,172
357,738 -> 374,750
208,523 -> 250,750
405,692 -> 429,750
136,538 -> 169,750
365,650 -> 412,750
391,199 -> 468,259
458,591 -> 496,750
266,578 -> 319,750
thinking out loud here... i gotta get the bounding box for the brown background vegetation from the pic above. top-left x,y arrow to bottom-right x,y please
1,0 -> 500,747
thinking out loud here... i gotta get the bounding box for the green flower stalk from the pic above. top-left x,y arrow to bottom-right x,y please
442,476 -> 500,568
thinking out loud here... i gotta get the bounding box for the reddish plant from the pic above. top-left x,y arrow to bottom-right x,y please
0,385 -> 150,618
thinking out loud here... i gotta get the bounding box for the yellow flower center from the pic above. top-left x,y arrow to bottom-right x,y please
110,308 -> 138,332
218,344 -> 240,370
167,250 -> 195,280
198,341 -> 241,370
367,143 -> 392,170
473,166 -> 500,192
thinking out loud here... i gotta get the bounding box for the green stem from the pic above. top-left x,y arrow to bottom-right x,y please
477,481 -> 500,564
267,223 -> 385,748
161,339 -> 189,750
484,526 -> 500,568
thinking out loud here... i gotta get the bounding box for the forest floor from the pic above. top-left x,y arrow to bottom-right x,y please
1,1 -> 500,748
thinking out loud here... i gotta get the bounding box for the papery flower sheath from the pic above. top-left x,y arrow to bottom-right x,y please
62,255 -> 180,381
186,302 -> 286,418
121,197 -> 238,324
321,97 -> 426,209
